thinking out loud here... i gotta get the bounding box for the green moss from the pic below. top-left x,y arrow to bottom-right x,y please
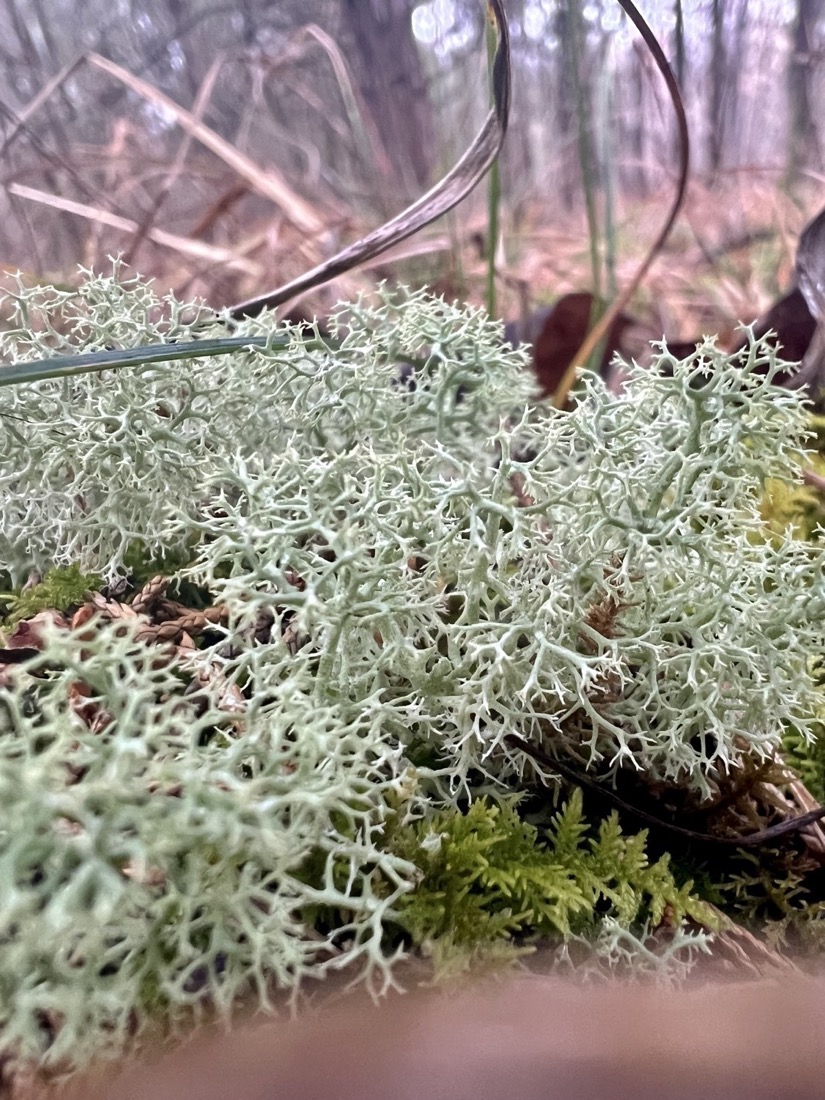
760,416 -> 825,541
120,540 -> 198,586
388,791 -> 716,974
761,470 -> 825,542
762,429 -> 825,802
1,565 -> 101,627
783,727 -> 825,807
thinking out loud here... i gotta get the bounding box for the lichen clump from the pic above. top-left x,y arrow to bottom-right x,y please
0,270 -> 823,1070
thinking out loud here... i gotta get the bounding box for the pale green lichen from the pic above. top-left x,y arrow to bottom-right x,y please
0,269 -> 824,1072
0,617 -> 418,1069
175,319 -> 825,795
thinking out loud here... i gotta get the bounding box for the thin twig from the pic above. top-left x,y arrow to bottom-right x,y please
226,0 -> 512,321
552,0 -> 690,409
803,467 -> 825,494
505,733 -> 825,848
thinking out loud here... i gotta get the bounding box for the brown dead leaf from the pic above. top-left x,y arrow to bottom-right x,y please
6,610 -> 69,650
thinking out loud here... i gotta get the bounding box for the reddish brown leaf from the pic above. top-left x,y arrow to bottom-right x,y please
730,287 -> 816,374
5,610 -> 68,650
531,293 -> 635,398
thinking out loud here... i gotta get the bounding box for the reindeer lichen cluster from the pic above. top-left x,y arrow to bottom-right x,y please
0,269 -> 823,1069
0,617 -> 417,1070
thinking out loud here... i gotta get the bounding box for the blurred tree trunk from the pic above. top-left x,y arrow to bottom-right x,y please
708,0 -> 725,173
722,0 -> 747,166
626,45 -> 647,196
340,0 -> 434,194
552,5 -> 576,209
788,0 -> 823,182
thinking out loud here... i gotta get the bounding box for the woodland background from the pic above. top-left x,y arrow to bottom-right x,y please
1,0 -> 824,341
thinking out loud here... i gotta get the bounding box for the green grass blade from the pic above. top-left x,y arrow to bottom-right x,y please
0,336 -> 278,387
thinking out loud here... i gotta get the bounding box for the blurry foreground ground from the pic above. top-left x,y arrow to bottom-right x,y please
65,973 -> 825,1100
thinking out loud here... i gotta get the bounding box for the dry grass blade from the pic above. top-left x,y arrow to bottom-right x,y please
703,913 -> 802,977
7,183 -> 262,276
86,52 -> 326,236
773,752 -> 825,858
0,336 -> 274,388
2,51 -> 328,239
0,56 -> 85,158
553,0 -> 690,408
506,733 -> 825,848
226,0 -> 512,320
295,24 -> 388,177
122,54 -> 229,266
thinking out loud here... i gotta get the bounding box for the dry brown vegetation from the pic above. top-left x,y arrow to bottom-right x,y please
2,164 -> 820,356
